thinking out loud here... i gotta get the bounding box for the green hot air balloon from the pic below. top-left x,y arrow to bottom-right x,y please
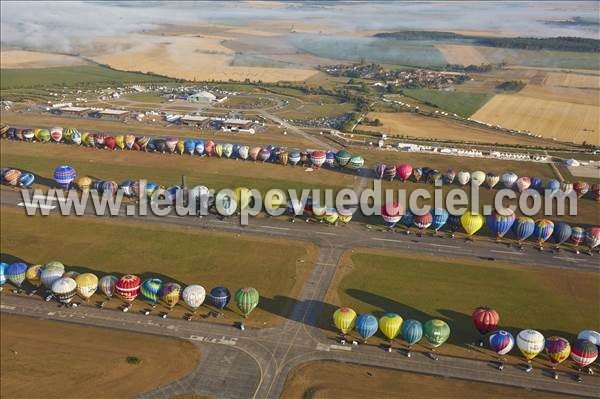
424,319 -> 450,349
234,287 -> 259,318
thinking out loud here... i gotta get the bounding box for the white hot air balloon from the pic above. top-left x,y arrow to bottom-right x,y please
471,171 -> 486,187
51,277 -> 77,303
182,285 -> 206,311
561,182 -> 574,196
457,171 -> 470,186
238,146 -> 250,160
41,267 -> 65,289
516,329 -> 545,362
485,173 -> 500,189
501,172 -> 518,189
578,330 -> 600,348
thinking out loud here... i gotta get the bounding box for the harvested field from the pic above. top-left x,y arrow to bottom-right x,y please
518,84 -> 599,106
435,44 -> 488,66
543,72 -> 600,89
0,50 -> 88,69
0,314 -> 199,398
471,94 -> 599,145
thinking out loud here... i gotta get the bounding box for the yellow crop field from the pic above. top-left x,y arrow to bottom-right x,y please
543,72 -> 600,89
0,50 -> 88,69
435,44 -> 488,66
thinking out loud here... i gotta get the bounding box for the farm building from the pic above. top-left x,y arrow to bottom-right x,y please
54,106 -> 90,117
89,109 -> 130,121
180,115 -> 210,127
222,118 -> 254,130
187,91 -> 216,103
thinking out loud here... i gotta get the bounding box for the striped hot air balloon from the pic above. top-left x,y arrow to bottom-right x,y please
53,165 -> 76,190
355,314 -> 378,342
41,267 -> 64,289
381,202 -> 403,228
102,181 -> 118,197
235,287 -> 260,317
570,226 -> 585,250
160,282 -> 181,309
570,339 -> 598,368
99,275 -> 118,299
279,151 -> 289,166
413,211 -> 433,231
533,219 -> 554,247
545,336 -> 571,366
513,217 -> 535,244
140,278 -> 162,305
573,181 -> 589,199
384,165 -> 397,181
52,277 -> 77,304
402,319 -> 423,348
7,262 -> 27,288
486,209 -> 516,239
209,286 -> 231,310
374,164 -> 386,179
501,172 -> 518,189
311,150 -> 326,168
489,330 -> 514,357
116,274 -> 141,304
585,227 -> 600,250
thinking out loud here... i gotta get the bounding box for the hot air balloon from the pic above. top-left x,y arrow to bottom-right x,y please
355,314 -> 378,342
232,144 -> 241,158
7,262 -> 27,289
413,211 -> 433,232
119,180 -> 134,197
513,217 -> 535,245
545,336 -> 571,367
99,275 -> 118,299
25,264 -> 43,287
279,151 -> 289,166
379,313 -> 403,349
591,184 -> 600,201
333,307 -> 357,336
427,170 -> 442,185
551,222 -> 572,249
325,151 -> 335,167
23,129 -> 35,141
95,133 -> 107,147
75,273 -> 98,300
348,155 -> 364,171
533,219 -> 554,248
41,267 -> 64,289
530,177 -> 542,190
412,167 -> 423,183
238,145 -> 249,160
561,182 -> 574,196
51,277 -> 77,304
374,164 -> 385,179
209,286 -> 231,311
423,319 -> 450,348
444,169 -> 456,184
288,151 -> 301,165
0,262 -> 7,288
401,319 -> 423,356
235,287 -> 260,317
258,148 -> 271,162
461,212 -> 484,237
486,209 -> 516,239
63,270 -> 80,280
215,143 -> 225,158
456,171 -> 470,186
501,172 -> 518,189
471,171 -> 486,187
431,208 -> 449,233
472,307 -> 499,345
116,274 -> 141,305
132,180 -> 147,199
36,128 -> 50,142
577,330 -> 600,348
335,150 -> 351,167
338,206 -> 354,224
53,165 -> 76,190
140,278 -> 162,305
45,261 -> 65,271
546,179 -> 560,193
104,136 -> 117,150
573,181 -> 589,199
516,329 -> 545,363
160,282 -> 181,309
311,150 -> 326,168
146,182 -> 158,198
18,172 -> 35,188
570,227 -> 585,253
396,164 -> 412,182
516,176 -> 531,193
125,134 -> 135,150
164,136 -> 178,153
193,140 -> 204,156
489,330 -> 514,358
176,140 -> 185,155
247,146 -> 258,161
234,187 -> 252,212
182,285 -> 206,312
50,127 -> 63,142
102,181 -> 118,197
115,135 -> 125,150
570,339 -> 598,369
381,202 -> 404,228
14,128 -> 24,140
384,165 -> 397,181
585,227 -> 600,251
3,169 -> 21,186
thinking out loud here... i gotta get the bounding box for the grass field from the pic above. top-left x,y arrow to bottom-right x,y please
402,89 -> 494,117
0,65 -> 173,90
0,208 -> 317,326
1,314 -> 199,398
281,361 -> 576,399
125,92 -> 166,103
275,102 -> 354,120
215,95 -> 273,108
320,250 -> 600,364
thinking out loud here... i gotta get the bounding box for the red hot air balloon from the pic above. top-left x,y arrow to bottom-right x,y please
205,140 -> 215,157
105,136 -> 116,150
573,181 -> 589,199
472,307 -> 500,345
116,274 -> 141,305
396,164 -> 413,182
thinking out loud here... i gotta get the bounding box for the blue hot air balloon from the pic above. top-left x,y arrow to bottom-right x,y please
209,287 -> 231,310
513,217 -> 535,243
184,139 -> 196,155
489,330 -> 515,356
355,313 -> 379,342
546,179 -> 560,193
402,210 -> 414,227
431,208 -> 449,232
374,164 -> 385,180
552,222 -> 572,248
533,219 -> 554,246
140,278 -> 162,305
486,209 -> 516,239
7,262 -> 28,288
18,172 -> 35,188
232,144 -> 241,158
195,140 -> 205,156
325,151 -> 336,167
402,319 -> 423,347
53,165 -> 76,190
0,262 -> 8,286
530,177 -> 542,190
447,213 -> 461,232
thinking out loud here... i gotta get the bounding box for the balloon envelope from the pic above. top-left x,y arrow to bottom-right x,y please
424,319 -> 450,348
355,314 -> 379,340
333,307 -> 357,334
461,213 -> 485,236
545,336 -> 571,365
486,209 -> 516,238
401,319 -> 423,346
182,285 -> 206,310
141,278 -> 162,304
552,222 -> 572,245
513,217 -> 535,242
7,262 -> 27,288
99,275 -> 118,298
379,313 -> 403,340
472,307 -> 499,335
489,330 -> 514,356
235,287 -> 260,316
516,329 -> 545,360
51,277 -> 77,303
116,274 -> 141,304
160,282 -> 181,308
533,219 -> 554,244
75,273 -> 98,299
209,286 -> 231,310
571,339 -> 598,367
577,330 -> 600,348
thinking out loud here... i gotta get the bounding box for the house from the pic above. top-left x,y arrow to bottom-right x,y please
56,106 -> 91,117
187,91 -> 217,103
89,109 -> 129,121
180,115 -> 210,127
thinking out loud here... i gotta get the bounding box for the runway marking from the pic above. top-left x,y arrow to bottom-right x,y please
17,202 -> 56,210
316,343 -> 330,351
330,344 -> 352,351
315,231 -> 337,236
259,225 -> 290,231
490,250 -> 518,255
0,305 -> 15,310
428,243 -> 456,249
371,238 -> 403,243
553,257 -> 578,263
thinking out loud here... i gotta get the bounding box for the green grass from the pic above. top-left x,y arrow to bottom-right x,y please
0,65 -> 174,90
276,102 -> 354,120
125,92 -> 165,103
402,89 -> 494,117
325,251 -> 599,357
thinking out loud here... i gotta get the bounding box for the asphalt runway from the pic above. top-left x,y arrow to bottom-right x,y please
1,188 -> 599,398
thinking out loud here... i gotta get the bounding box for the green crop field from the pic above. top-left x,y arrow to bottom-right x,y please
402,89 -> 494,117
321,250 -> 600,363
0,208 -> 317,327
0,65 -> 174,90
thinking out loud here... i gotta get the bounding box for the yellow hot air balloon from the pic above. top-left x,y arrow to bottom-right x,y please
77,177 -> 93,193
234,187 -> 252,212
176,140 -> 185,155
264,190 -> 286,213
460,212 -> 485,236
379,313 -> 403,340
333,307 -> 357,335
26,264 -> 43,287
75,273 -> 99,300
115,135 -> 125,150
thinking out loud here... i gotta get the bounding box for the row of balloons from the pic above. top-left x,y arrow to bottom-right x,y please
334,306 -> 600,369
0,125 -> 365,170
0,260 -> 260,317
375,163 -> 599,201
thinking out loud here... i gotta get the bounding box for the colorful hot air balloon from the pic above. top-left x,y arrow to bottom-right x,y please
160,282 -> 181,309
115,135 -> 125,150
3,169 -> 21,186
102,181 -> 118,197
444,169 -> 456,184
53,165 -> 76,190
50,127 -> 63,142
333,307 -> 357,335
471,171 -> 485,187
423,319 -> 450,348
516,176 -> 531,193
546,179 -> 560,193
401,319 -> 423,348
472,307 -> 499,340
427,170 -> 442,185
75,273 -> 98,300
486,209 -> 516,239
561,182 -> 574,196
501,172 -> 518,189
25,264 -> 43,287
545,336 -> 571,366
485,172 -> 500,189
585,227 -> 600,250
412,167 -> 423,182
41,267 -> 65,289
516,329 -> 545,362
324,151 -> 335,167
533,219 -> 554,247
125,134 -> 136,149
258,148 -> 271,162
381,202 -> 404,228
132,180 -> 146,198
577,330 -> 600,348
379,313 -> 403,341
0,262 -> 7,287
461,212 -> 485,236
238,145 -> 249,160
51,277 -> 77,304
570,339 -> 598,368
374,164 -> 385,180
140,278 -> 162,305
7,262 -> 27,288
396,164 -> 412,182
573,181 -> 589,199
591,183 -> 600,201
209,287 -> 231,310
182,285 -> 206,311
513,217 -> 535,244
413,211 -> 433,231
489,330 -> 514,356
18,172 -> 35,188
456,171 -> 470,186
384,165 -> 397,181
431,208 -> 449,232
530,177 -> 542,190
570,226 -> 585,250
335,150 -> 351,167
552,222 -> 572,248
311,150 -> 326,168
235,287 -> 260,317
116,274 -> 141,304
288,151 -> 301,165
355,314 -> 378,342
278,151 -> 289,166
99,275 -> 118,299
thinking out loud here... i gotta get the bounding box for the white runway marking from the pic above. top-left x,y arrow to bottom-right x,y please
428,243 -> 456,249
553,257 -> 578,262
0,305 -> 15,310
330,344 -> 352,351
490,250 -> 517,255
315,231 -> 337,236
371,238 -> 404,243
259,225 -> 290,231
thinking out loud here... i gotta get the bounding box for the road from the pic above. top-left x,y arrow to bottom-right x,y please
1,189 -> 599,399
